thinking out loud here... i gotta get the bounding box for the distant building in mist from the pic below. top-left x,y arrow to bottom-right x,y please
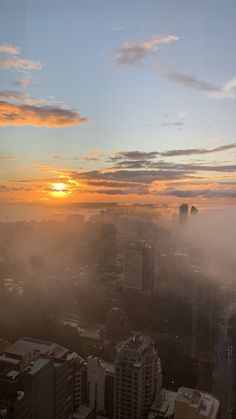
67,214 -> 85,226
0,337 -> 87,419
189,269 -> 215,362
179,203 -> 189,223
114,335 -> 162,419
98,223 -> 117,275
190,205 -> 198,216
123,241 -> 153,294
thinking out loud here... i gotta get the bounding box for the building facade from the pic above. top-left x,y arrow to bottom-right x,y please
0,337 -> 87,419
123,242 -> 153,293
114,335 -> 162,419
179,204 -> 189,223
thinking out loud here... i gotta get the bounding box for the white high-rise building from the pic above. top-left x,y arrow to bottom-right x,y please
87,357 -> 106,413
114,335 -> 162,419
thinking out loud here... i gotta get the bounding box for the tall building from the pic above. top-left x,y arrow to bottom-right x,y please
86,356 -> 114,419
53,358 -> 74,419
114,335 -> 162,419
87,357 -> 106,413
179,204 -> 189,223
123,242 -> 153,293
174,387 -> 220,419
104,363 -> 115,419
191,205 -> 198,216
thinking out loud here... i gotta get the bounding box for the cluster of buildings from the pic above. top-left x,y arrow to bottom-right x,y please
0,335 -> 219,419
179,204 -> 198,223
0,337 -> 87,419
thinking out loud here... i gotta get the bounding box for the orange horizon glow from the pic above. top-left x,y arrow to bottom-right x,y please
0,166 -> 235,207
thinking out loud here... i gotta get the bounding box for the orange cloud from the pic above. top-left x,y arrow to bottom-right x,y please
1,147 -> 236,205
0,57 -> 42,71
0,101 -> 91,127
0,90 -> 52,106
0,43 -> 21,55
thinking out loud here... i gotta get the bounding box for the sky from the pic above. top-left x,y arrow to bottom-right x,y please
0,0 -> 236,210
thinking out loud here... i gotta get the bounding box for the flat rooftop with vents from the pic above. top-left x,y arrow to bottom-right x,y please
175,387 -> 220,419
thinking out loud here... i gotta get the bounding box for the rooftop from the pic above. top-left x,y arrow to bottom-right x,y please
1,357 -> 52,382
4,337 -> 84,363
23,357 -> 52,376
0,353 -> 21,377
69,405 -> 95,419
176,387 -> 220,418
148,390 -> 176,419
5,337 -> 56,357
117,334 -> 154,355
5,370 -> 20,380
101,360 -> 115,375
0,353 -> 20,365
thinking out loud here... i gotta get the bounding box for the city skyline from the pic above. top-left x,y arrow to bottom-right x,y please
1,0 -> 236,209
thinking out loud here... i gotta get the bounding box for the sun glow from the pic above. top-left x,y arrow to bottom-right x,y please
52,182 -> 67,192
50,182 -> 70,198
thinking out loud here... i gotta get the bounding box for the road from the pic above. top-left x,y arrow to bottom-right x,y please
213,303 -> 236,419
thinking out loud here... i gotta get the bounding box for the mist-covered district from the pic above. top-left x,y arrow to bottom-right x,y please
0,204 -> 235,416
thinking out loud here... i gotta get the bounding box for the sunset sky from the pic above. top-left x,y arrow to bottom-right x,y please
1,0 -> 236,209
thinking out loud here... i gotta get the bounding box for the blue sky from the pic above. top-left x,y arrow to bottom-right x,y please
0,0 -> 236,205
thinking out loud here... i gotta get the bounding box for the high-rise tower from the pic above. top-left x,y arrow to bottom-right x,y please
123,242 -> 153,293
179,203 -> 189,223
114,335 -> 162,419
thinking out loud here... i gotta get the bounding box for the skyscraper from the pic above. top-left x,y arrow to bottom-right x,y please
114,335 -> 162,419
123,242 -> 153,293
191,205 -> 198,215
179,203 -> 189,223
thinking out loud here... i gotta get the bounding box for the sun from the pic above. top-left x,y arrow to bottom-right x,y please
50,182 -> 70,198
52,182 -> 67,192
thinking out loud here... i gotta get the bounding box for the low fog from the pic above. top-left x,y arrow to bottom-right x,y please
179,207 -> 236,284
0,204 -> 235,402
